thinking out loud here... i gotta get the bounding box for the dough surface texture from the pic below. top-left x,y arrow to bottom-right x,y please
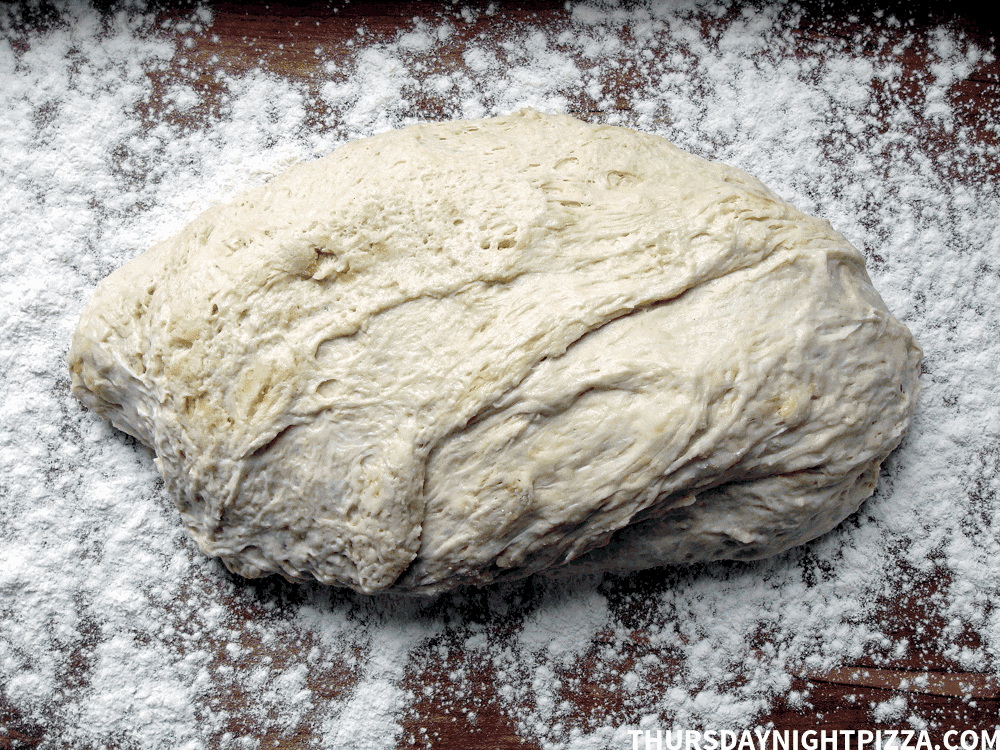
68,109 -> 921,594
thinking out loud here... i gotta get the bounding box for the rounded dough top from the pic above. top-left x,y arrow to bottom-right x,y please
68,109 -> 921,594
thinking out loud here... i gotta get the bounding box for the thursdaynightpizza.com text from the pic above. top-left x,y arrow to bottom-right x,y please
628,729 -> 1000,750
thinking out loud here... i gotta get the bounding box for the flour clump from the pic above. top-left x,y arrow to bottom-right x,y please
67,109 -> 921,594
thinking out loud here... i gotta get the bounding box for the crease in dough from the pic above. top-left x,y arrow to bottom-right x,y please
68,109 -> 921,594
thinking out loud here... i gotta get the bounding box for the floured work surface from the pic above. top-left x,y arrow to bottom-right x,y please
5,0 -> 999,746
68,109 -> 920,594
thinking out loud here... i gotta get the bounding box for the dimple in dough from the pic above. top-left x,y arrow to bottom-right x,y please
68,109 -> 921,594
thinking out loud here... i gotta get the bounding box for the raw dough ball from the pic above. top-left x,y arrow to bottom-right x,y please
68,109 -> 921,594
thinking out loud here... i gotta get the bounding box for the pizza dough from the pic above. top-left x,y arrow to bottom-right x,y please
67,109 -> 921,594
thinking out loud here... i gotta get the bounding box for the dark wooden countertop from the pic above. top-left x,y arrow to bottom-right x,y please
2,2 -> 997,748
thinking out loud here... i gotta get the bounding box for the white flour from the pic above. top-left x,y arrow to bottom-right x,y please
1,2 -> 997,748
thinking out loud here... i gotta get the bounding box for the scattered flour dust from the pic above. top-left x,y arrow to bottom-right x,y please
1,1 -> 998,748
